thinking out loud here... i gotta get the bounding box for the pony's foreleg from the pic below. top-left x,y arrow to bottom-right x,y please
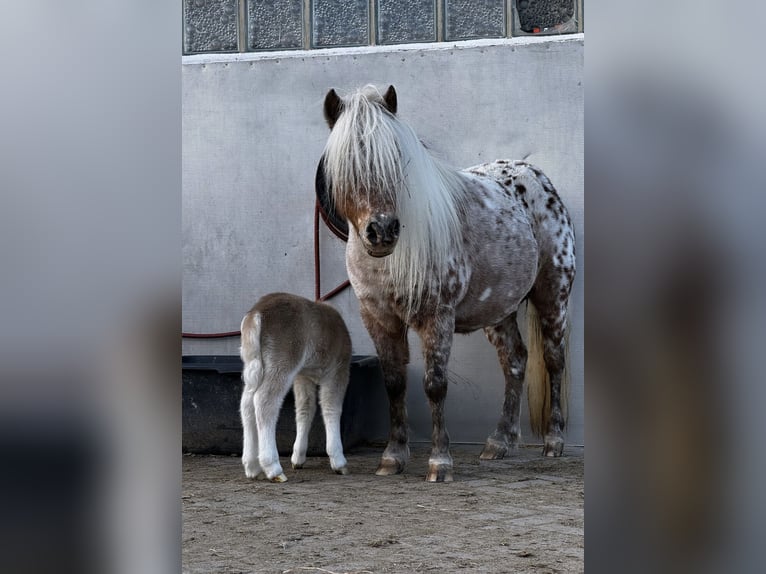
360,309 -> 410,476
318,364 -> 351,475
254,370 -> 293,482
418,313 -> 456,482
290,376 -> 317,469
480,312 -> 527,459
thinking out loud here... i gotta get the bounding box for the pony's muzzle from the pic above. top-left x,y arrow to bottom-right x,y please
364,215 -> 400,257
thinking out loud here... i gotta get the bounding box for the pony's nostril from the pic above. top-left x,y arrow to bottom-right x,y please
366,221 -> 383,245
391,219 -> 400,237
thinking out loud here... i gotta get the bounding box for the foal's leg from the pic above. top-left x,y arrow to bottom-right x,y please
240,384 -> 263,479
359,306 -> 410,476
480,312 -> 527,459
290,375 -> 317,469
416,311 -> 456,482
318,364 -> 351,475
254,369 -> 294,482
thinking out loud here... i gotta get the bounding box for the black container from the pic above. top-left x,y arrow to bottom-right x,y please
182,355 -> 386,455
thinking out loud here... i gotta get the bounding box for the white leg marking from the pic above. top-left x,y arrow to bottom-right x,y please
240,385 -> 261,478
319,374 -> 349,474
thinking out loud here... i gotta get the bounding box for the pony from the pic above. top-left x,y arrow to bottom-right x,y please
239,292 -> 352,482
319,85 -> 576,482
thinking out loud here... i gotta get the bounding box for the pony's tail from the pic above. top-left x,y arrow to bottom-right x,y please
240,312 -> 264,390
526,301 -> 569,437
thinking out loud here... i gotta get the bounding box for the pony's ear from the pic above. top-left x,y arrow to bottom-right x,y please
324,88 -> 343,129
383,85 -> 397,115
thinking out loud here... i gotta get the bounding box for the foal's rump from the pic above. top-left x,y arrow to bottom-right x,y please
240,292 -> 352,386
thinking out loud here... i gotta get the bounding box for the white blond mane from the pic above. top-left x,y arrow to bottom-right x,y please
323,85 -> 467,315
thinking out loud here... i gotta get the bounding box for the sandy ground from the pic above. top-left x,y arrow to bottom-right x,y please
182,444 -> 584,574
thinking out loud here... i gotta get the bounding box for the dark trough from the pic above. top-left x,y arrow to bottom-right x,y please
182,355 -> 386,456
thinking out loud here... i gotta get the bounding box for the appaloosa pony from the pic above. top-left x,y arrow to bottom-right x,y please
320,85 -> 575,482
240,292 -> 352,482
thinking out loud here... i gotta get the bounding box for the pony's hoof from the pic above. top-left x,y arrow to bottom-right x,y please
243,460 -> 263,479
479,439 -> 508,460
375,457 -> 405,476
335,466 -> 350,476
270,473 -> 288,483
543,436 -> 564,457
291,462 -> 304,470
425,464 -> 454,483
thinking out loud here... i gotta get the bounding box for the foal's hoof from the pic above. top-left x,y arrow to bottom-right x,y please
334,466 -> 350,476
375,457 -> 405,476
243,460 -> 264,479
479,438 -> 508,460
291,462 -> 303,470
425,464 -> 454,483
269,473 -> 288,483
543,435 -> 564,457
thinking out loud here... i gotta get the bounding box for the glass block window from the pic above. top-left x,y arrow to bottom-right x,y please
311,0 -> 370,48
247,0 -> 304,50
377,0 -> 437,45
444,0 -> 506,41
514,0 -> 578,35
182,1 -> 582,54
183,0 -> 239,54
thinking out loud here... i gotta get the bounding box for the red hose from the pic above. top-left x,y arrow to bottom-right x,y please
182,201 -> 350,339
181,330 -> 241,339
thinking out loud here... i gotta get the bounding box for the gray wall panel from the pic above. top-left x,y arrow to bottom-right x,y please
183,37 -> 584,446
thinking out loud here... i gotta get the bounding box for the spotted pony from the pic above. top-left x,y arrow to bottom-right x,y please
319,85 -> 575,482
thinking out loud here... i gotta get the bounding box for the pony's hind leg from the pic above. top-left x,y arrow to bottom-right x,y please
359,306 -> 410,476
241,355 -> 265,479
480,312 -> 527,460
254,369 -> 294,482
240,383 -> 263,479
530,284 -> 572,457
318,364 -> 351,475
290,376 -> 317,470
541,330 -> 567,457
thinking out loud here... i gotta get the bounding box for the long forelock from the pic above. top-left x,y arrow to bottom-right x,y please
323,86 -> 401,213
323,86 -> 468,316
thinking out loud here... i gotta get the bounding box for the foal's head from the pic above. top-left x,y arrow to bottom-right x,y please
322,85 -> 402,258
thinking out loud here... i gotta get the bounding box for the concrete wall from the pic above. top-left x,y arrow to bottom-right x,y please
183,35 -> 584,445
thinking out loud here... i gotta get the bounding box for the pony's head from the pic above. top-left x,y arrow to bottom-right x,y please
321,84 -> 467,315
322,85 -> 402,258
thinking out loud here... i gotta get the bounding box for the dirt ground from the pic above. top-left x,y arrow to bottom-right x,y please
182,444 -> 584,574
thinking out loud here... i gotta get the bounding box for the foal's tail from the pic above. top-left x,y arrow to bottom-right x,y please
239,312 -> 264,389
525,301 -> 569,437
